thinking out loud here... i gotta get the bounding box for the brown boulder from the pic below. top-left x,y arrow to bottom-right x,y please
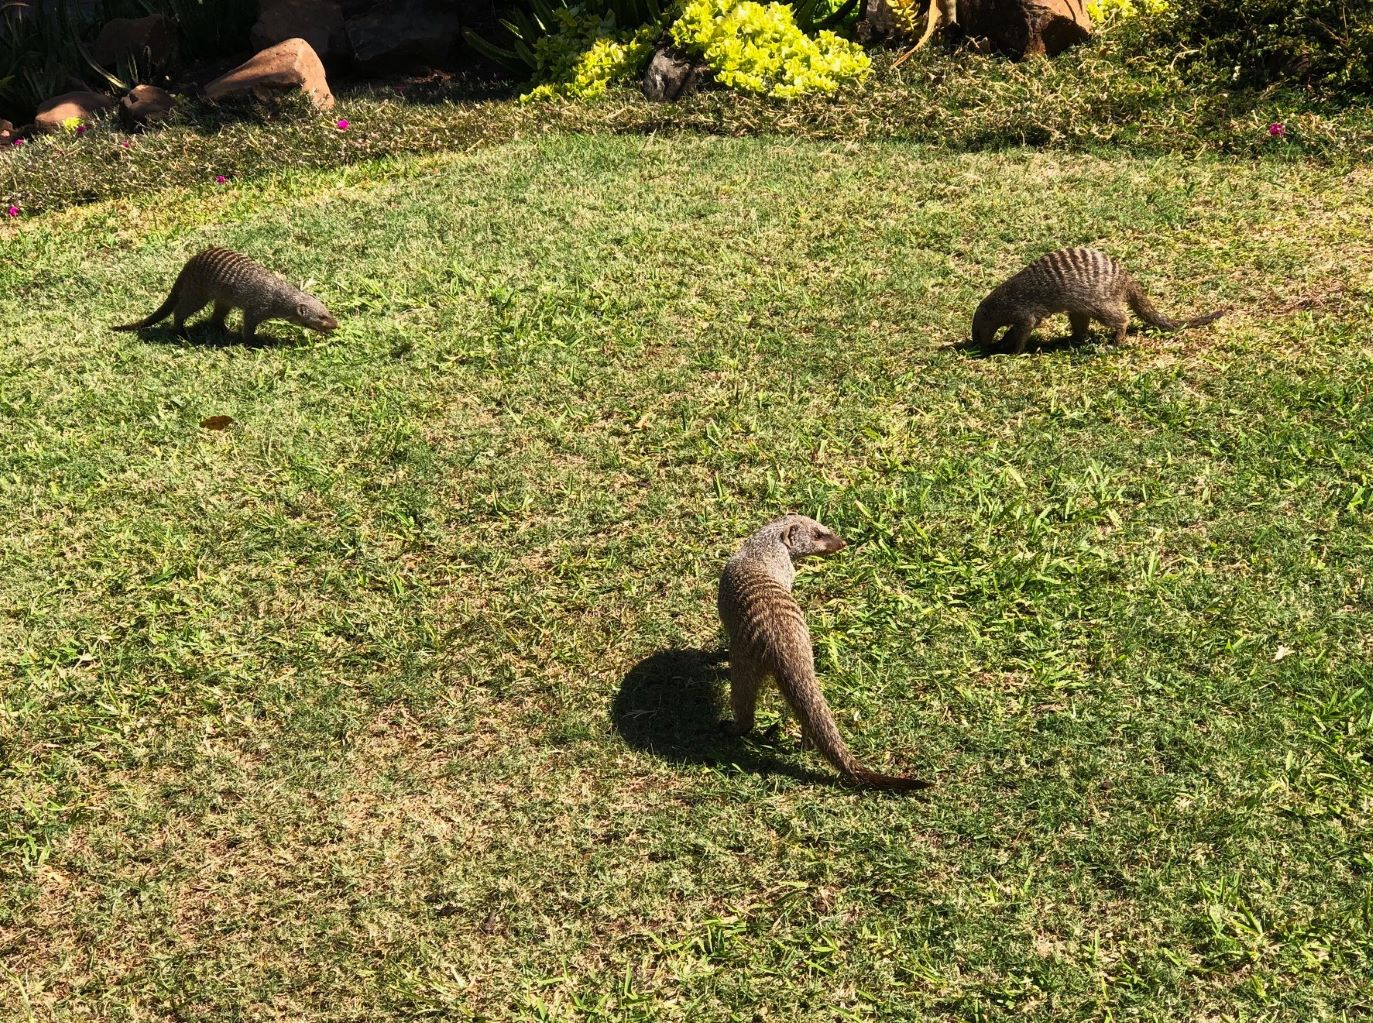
34,91 -> 116,132
119,84 -> 175,130
91,14 -> 177,69
0,120 -> 14,146
252,0 -> 350,65
958,0 -> 1092,58
204,37 -> 335,111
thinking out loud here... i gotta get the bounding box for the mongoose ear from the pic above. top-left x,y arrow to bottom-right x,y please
781,521 -> 798,549
296,302 -> 309,317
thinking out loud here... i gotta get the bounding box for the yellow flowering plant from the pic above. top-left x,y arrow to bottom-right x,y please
671,0 -> 871,98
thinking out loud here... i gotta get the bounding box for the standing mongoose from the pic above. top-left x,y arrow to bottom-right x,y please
972,246 -> 1223,354
717,514 -> 931,791
114,247 -> 338,342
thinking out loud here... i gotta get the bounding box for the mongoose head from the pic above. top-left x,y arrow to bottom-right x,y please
771,514 -> 847,561
293,296 -> 339,334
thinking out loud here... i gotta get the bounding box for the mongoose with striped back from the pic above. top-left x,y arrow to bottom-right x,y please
114,247 -> 338,342
972,246 -> 1223,354
717,513 -> 931,791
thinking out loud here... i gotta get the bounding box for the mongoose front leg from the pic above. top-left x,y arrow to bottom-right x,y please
207,302 -> 231,330
241,314 -> 261,344
1005,321 -> 1034,355
721,660 -> 762,737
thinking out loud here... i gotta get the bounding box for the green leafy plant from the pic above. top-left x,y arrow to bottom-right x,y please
519,9 -> 661,101
670,0 -> 871,98
1115,0 -> 1371,99
465,0 -> 664,76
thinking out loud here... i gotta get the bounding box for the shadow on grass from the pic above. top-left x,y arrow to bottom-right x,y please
612,647 -> 839,788
118,324 -> 298,350
950,329 -> 1114,359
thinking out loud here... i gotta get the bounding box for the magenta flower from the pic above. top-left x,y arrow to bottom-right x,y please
6,205 -> 18,217
75,124 -> 88,136
214,175 -> 228,184
11,137 -> 24,147
120,139 -> 132,149
336,118 -> 349,131
1268,122 -> 1286,138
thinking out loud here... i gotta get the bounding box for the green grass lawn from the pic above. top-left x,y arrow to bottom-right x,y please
1,134 -> 1371,1021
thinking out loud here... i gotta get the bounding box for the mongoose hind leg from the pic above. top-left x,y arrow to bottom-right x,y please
172,292 -> 207,337
1096,304 -> 1129,344
721,659 -> 763,737
1069,312 -> 1091,342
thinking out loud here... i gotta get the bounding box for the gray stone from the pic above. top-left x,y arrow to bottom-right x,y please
345,0 -> 461,72
252,0 -> 350,65
640,47 -> 704,102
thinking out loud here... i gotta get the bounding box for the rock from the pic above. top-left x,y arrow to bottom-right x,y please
345,0 -> 461,72
956,0 -> 1092,58
640,47 -> 705,102
0,120 -> 14,146
91,14 -> 177,69
33,91 -> 116,132
119,84 -> 175,130
252,0 -> 350,65
856,0 -> 901,46
204,37 -> 335,111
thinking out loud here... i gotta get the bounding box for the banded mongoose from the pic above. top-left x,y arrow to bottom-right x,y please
114,247 -> 338,342
717,514 -> 931,791
972,246 -> 1223,354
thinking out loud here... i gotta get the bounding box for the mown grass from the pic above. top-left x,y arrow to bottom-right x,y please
1,134 -> 1371,1021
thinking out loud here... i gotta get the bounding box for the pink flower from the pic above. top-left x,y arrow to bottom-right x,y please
120,139 -> 132,149
214,175 -> 228,184
1268,122 -> 1286,138
336,118 -> 349,131
6,205 -> 18,217
11,137 -> 24,147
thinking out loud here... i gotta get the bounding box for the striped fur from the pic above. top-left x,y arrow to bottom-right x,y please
114,247 -> 338,342
972,246 -> 1223,354
717,514 -> 930,791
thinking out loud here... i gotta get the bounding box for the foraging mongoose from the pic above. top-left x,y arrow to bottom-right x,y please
972,246 -> 1223,354
717,514 -> 931,791
114,247 -> 338,342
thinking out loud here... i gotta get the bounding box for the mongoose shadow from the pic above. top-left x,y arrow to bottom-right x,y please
126,324 -> 295,349
612,648 -> 841,788
950,329 -> 1110,359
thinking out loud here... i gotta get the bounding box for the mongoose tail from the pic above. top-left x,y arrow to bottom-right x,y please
112,288 -> 179,331
772,644 -> 932,791
1126,277 -> 1224,332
